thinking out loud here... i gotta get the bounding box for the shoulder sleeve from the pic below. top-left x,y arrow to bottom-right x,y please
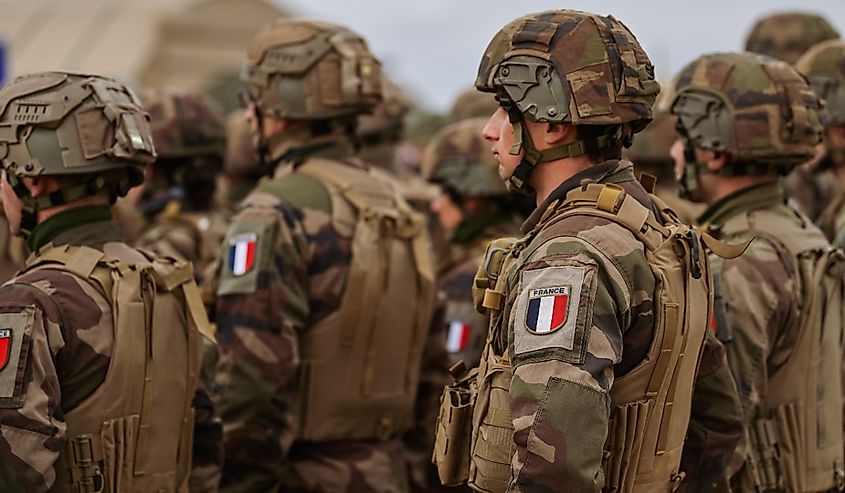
507,215 -> 653,491
0,281 -> 67,492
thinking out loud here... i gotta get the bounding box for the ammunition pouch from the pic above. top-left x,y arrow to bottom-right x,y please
433,362 -> 478,486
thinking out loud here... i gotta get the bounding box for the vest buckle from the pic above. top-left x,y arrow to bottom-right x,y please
69,434 -> 104,493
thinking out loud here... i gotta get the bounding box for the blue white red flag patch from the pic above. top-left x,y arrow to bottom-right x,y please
228,233 -> 257,276
525,286 -> 570,334
446,320 -> 470,353
513,265 -> 590,359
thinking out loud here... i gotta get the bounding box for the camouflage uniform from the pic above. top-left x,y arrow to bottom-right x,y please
448,88 -> 500,122
0,205 -> 27,283
421,117 -> 522,369
672,53 -> 843,492
215,19 -> 442,493
796,40 -> 845,246
431,11 -> 742,492
0,72 -> 220,492
743,11 -> 843,222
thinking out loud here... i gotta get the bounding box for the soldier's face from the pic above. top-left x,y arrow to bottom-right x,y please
430,192 -> 464,231
482,108 -> 521,182
0,171 -> 22,235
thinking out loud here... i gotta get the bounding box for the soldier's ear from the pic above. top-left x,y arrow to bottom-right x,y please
705,151 -> 729,173
543,122 -> 573,146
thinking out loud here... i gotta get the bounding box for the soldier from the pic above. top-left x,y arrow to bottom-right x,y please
797,40 -> 845,246
0,206 -> 27,283
357,77 -> 412,170
137,89 -> 229,295
670,52 -> 844,492
0,72 -> 219,492
215,19 -> 437,493
421,117 -> 522,368
431,10 -> 742,492
744,11 -> 843,222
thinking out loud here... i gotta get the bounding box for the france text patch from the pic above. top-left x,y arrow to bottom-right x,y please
513,265 -> 591,360
228,233 -> 257,276
526,286 -> 570,334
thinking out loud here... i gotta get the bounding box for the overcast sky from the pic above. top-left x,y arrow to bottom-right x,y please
272,0 -> 845,113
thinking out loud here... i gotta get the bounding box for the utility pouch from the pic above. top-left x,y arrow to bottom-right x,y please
472,238 -> 517,315
433,362 -> 478,485
101,415 -> 140,493
467,349 -> 515,493
603,400 -> 652,492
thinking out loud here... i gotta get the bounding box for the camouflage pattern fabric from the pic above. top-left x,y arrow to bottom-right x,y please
697,182 -> 809,483
488,161 -> 741,490
672,52 -> 823,169
475,10 -> 659,130
0,211 -> 221,492
784,165 -> 840,221
215,135 -> 445,493
0,207 -> 27,284
819,191 -> 845,247
144,89 -> 226,160
744,11 -> 839,65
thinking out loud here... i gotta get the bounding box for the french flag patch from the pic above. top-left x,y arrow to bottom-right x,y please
228,233 -> 257,276
446,320 -> 470,353
525,286 -> 570,334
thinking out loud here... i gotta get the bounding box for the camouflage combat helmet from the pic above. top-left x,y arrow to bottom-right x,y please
449,87 -> 500,121
475,9 -> 660,193
421,117 -> 508,198
357,77 -> 412,144
797,39 -> 845,126
241,18 -> 382,121
144,89 -> 226,160
671,52 -> 823,194
0,71 -> 156,235
745,12 -> 839,65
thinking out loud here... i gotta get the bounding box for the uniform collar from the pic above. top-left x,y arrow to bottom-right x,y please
697,180 -> 784,228
28,205 -> 120,252
522,160 -> 638,233
269,132 -> 356,169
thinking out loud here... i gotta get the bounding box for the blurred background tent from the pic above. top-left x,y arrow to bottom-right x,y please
0,0 -> 288,112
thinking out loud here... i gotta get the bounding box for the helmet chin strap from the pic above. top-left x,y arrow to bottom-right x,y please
498,95 -> 620,195
678,138 -> 702,200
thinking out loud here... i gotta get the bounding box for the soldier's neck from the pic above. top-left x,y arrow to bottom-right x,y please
531,156 -> 594,205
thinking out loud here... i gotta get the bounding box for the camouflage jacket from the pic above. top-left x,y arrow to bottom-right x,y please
215,135 -> 446,493
784,165 -> 839,222
698,182 -> 806,480
438,211 -> 521,369
494,161 -> 741,491
0,206 -> 221,492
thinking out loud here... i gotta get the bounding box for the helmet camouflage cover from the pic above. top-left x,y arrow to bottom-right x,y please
476,9 -> 659,129
745,12 -> 840,65
672,52 -> 823,171
242,18 -> 383,120
421,117 -> 507,197
475,10 -> 659,192
144,89 -> 226,160
797,39 -> 845,126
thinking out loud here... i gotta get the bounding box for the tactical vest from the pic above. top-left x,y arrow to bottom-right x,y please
434,183 -> 739,492
22,242 -> 212,493
282,157 -> 435,442
719,206 -> 845,492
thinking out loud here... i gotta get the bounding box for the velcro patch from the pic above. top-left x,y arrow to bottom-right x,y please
218,220 -> 272,296
0,310 -> 34,408
513,266 -> 591,363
